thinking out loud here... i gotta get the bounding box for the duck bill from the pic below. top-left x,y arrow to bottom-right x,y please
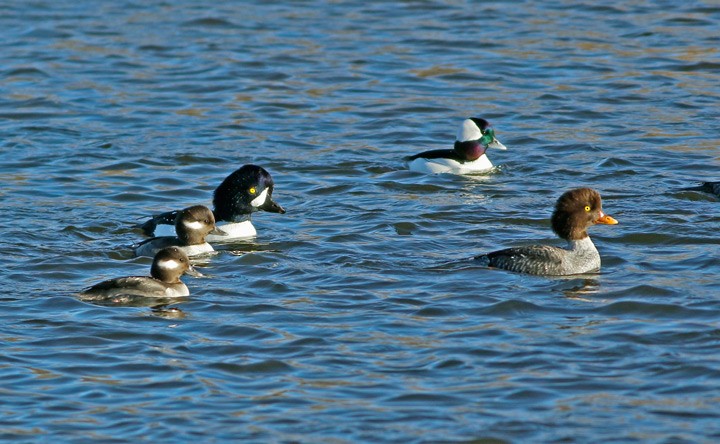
210,226 -> 228,236
488,138 -> 507,150
185,264 -> 204,278
259,198 -> 286,214
595,211 -> 618,225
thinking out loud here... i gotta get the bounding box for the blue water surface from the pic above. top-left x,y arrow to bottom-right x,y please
1,1 -> 720,442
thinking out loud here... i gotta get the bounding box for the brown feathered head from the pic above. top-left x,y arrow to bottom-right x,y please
551,188 -> 617,240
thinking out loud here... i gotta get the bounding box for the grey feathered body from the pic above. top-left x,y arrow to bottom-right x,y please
80,276 -> 189,300
476,237 -> 601,276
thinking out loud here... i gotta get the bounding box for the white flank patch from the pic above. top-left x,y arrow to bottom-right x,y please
165,285 -> 190,297
157,259 -> 181,270
456,118 -> 482,142
183,220 -> 205,230
206,221 -> 256,241
183,243 -> 214,256
250,188 -> 269,207
408,156 -> 493,175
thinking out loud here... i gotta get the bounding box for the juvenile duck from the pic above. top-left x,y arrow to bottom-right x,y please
134,205 -> 226,258
80,247 -> 198,300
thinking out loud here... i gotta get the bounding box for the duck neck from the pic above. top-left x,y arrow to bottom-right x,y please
567,236 -> 598,253
182,230 -> 208,246
151,265 -> 181,284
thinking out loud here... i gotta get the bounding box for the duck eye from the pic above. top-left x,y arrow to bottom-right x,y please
584,205 -> 591,212
249,187 -> 256,195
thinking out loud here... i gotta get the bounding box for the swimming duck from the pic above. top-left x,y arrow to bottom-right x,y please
134,205 -> 227,258
475,188 -> 618,275
406,117 -> 507,174
699,181 -> 720,196
141,164 -> 285,241
80,247 -> 198,300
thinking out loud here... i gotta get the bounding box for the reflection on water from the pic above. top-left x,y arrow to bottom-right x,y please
552,277 -> 601,299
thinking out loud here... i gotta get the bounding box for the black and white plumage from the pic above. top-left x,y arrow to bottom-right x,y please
406,118 -> 507,174
475,188 -> 618,276
140,165 -> 285,241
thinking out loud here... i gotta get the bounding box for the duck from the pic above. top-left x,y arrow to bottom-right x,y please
406,117 -> 507,174
80,247 -> 198,300
474,188 -> 618,275
699,181 -> 720,196
134,205 -> 227,258
140,164 -> 285,241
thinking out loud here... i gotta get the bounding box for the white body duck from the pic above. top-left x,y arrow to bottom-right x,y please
407,118 -> 507,174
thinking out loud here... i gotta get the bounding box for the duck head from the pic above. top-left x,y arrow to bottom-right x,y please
213,164 -> 286,222
453,118 -> 507,161
551,188 -> 618,241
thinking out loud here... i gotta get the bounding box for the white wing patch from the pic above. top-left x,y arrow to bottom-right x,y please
250,188 -> 269,207
157,259 -> 181,270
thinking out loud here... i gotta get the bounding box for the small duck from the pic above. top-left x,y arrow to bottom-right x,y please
406,117 -> 507,174
141,164 -> 285,241
134,205 -> 227,258
475,188 -> 618,275
80,247 -> 198,300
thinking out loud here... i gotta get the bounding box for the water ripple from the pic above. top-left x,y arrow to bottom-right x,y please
1,0 -> 720,442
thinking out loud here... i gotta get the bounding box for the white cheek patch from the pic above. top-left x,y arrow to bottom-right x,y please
157,259 -> 181,270
457,119 -> 482,142
183,220 -> 205,230
250,188 -> 269,207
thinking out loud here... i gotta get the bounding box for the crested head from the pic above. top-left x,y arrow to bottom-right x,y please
150,247 -> 191,283
551,188 -> 617,241
453,117 -> 500,161
456,118 -> 489,142
213,164 -> 285,222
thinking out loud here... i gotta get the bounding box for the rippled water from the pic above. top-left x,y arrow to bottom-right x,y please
2,1 -> 720,442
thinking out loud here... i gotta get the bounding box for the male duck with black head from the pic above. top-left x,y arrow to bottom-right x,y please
475,188 -> 618,275
406,117 -> 507,174
141,164 -> 286,241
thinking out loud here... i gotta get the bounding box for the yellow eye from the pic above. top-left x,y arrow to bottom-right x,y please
249,187 -> 256,195
584,205 -> 591,212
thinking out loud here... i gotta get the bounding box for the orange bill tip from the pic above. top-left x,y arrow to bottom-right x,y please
595,212 -> 618,225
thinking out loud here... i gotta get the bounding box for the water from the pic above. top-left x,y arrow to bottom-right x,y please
2,0 -> 720,442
